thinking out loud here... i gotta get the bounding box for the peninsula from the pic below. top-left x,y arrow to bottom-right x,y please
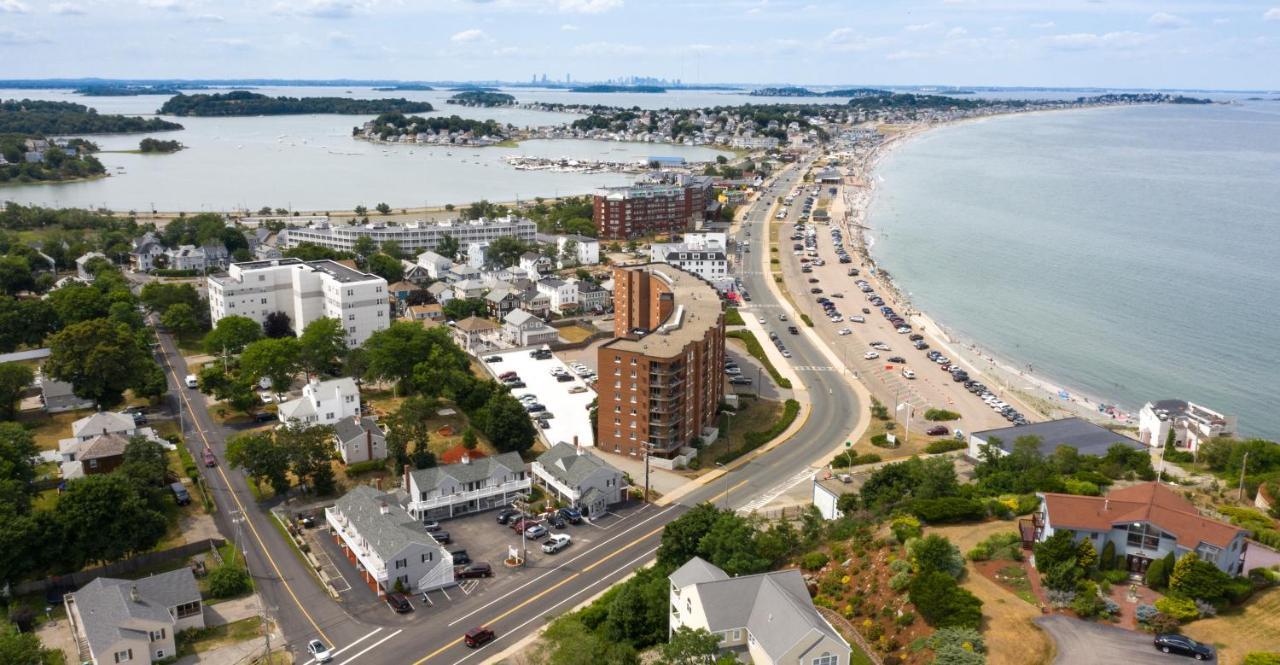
0,99 -> 183,134
157,91 -> 434,116
751,86 -> 891,97
354,112 -> 509,146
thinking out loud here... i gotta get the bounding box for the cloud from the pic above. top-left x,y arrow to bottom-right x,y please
886,49 -> 929,60
0,0 -> 28,13
139,0 -> 183,11
1211,17 -> 1230,25
1148,12 -> 1189,29
190,13 -> 225,22
205,37 -> 249,46
1030,21 -> 1055,29
451,28 -> 488,43
905,22 -> 940,32
50,2 -> 84,14
327,30 -> 354,46
1265,8 -> 1280,21
0,28 -> 45,43
560,23 -> 578,30
274,0 -> 365,19
947,27 -> 968,38
1044,31 -> 1153,51
572,41 -> 647,56
558,0 -> 622,14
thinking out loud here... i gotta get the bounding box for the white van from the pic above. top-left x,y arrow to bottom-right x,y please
184,374 -> 198,389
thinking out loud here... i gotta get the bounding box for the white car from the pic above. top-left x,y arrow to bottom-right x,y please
781,349 -> 792,358
871,342 -> 891,351
864,351 -> 880,360
757,315 -> 766,324
897,326 -> 912,334
902,369 -> 916,379
259,392 -> 274,404
542,533 -> 572,554
837,328 -> 851,336
307,639 -> 333,663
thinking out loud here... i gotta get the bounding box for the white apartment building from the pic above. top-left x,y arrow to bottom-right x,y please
416,251 -> 453,280
208,258 -> 389,348
1140,400 -> 1238,453
326,485 -> 454,597
649,233 -> 733,292
280,216 -> 536,254
536,278 -> 577,313
403,452 -> 529,522
277,377 -> 361,427
555,234 -> 600,268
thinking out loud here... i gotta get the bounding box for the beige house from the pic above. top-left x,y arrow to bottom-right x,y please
66,569 -> 204,665
668,557 -> 851,665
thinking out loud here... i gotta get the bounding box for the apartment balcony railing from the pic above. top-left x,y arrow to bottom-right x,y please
406,478 -> 531,513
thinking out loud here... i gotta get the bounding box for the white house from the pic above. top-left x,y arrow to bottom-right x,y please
555,235 -> 600,268
1139,400 -> 1237,453
335,416 -> 386,464
649,233 -> 732,292
668,557 -> 852,665
277,377 -> 361,427
416,251 -> 453,280
163,245 -> 209,272
452,278 -> 487,301
531,443 -> 626,517
130,233 -> 165,272
75,251 -> 108,281
426,282 -> 454,307
466,241 -> 490,268
574,280 -> 609,312
519,251 -> 552,276
207,258 -> 390,348
326,485 -> 454,597
502,309 -> 560,348
66,569 -> 203,665
536,278 -> 577,314
402,452 -> 530,521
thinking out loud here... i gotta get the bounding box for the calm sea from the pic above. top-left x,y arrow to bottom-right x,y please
868,101 -> 1280,438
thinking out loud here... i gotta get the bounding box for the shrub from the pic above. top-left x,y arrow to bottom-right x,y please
929,627 -> 986,654
933,645 -> 986,665
1064,478 -> 1101,496
1136,604 -> 1159,624
910,497 -> 987,523
831,452 -> 882,468
1155,596 -> 1199,622
895,611 -> 915,627
1243,654 -> 1280,665
717,398 -> 800,464
207,564 -> 252,598
889,572 -> 912,592
1102,598 -> 1120,617
967,544 -> 992,562
1169,553 -> 1233,603
1100,540 -> 1117,570
1145,557 -> 1169,589
1194,599 -> 1218,618
908,534 -> 965,578
1149,612 -> 1181,635
800,551 -> 830,571
890,515 -> 923,544
870,433 -> 897,448
924,408 -> 960,421
800,313 -> 814,327
925,439 -> 966,454
1224,576 -> 1255,604
1072,581 -> 1106,619
344,458 -> 388,475
1100,569 -> 1129,585
909,570 -> 983,630
1046,589 -> 1076,608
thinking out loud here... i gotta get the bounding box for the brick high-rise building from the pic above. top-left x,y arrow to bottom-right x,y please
593,173 -> 714,240
597,264 -> 725,461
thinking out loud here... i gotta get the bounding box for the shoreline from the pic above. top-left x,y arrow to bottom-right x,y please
839,111 -> 1140,431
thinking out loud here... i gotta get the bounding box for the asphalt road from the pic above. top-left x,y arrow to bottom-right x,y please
1036,615 -> 1173,665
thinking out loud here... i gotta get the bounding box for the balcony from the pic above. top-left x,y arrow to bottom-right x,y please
406,478 -> 532,514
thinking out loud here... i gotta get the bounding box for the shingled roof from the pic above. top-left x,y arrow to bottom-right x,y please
1041,481 -> 1244,549
536,443 -> 618,488
331,485 -> 442,562
71,569 -> 199,658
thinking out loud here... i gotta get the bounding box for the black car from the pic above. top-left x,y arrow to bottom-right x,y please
788,326 -> 799,334
1154,634 -> 1214,660
449,548 -> 471,565
430,531 -> 451,544
887,356 -> 906,364
386,592 -> 413,613
253,411 -> 277,423
458,562 -> 493,579
558,507 -> 583,524
497,509 -> 520,524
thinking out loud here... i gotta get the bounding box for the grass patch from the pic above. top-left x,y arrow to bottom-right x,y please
724,307 -> 745,326
703,397 -> 783,466
556,324 -> 594,343
924,408 -> 961,421
725,330 -> 791,389
716,398 -> 799,465
20,408 -> 91,451
1184,587 -> 1280,665
993,564 -> 1038,605
800,313 -> 814,327
176,617 -> 262,657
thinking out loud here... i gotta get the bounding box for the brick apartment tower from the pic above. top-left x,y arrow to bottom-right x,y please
592,175 -> 714,240
596,264 -> 725,460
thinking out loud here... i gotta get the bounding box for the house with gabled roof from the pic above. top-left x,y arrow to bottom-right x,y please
484,287 -> 521,320
668,557 -> 852,665
325,485 -> 454,596
531,443 -> 625,517
1032,481 -> 1249,575
58,411 -> 168,480
401,452 -> 529,522
277,377 -> 361,427
502,309 -> 559,347
65,568 -> 203,665
335,416 -> 387,464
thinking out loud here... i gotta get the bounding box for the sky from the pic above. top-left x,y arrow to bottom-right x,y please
1,0 -> 1279,90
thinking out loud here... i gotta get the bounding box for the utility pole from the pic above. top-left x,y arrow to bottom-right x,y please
1238,451 -> 1249,502
715,462 -> 727,508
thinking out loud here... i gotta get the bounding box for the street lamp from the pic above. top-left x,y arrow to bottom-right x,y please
715,462 -> 728,508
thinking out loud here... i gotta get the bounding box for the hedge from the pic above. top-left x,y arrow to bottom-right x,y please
800,313 -> 814,327
924,440 -> 966,454
924,409 -> 961,421
724,307 -> 745,326
717,399 -> 800,464
345,459 -> 389,476
152,268 -> 201,277
909,497 -> 987,524
831,452 -> 882,469
725,330 -> 791,389
1243,654 -> 1280,665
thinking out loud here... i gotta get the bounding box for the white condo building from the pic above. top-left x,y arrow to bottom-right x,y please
208,258 -> 390,348
649,232 -> 733,292
279,216 -> 536,254
1139,400 -> 1238,453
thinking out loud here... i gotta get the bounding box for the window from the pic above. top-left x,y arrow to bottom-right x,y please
1126,523 -> 1162,551
812,654 -> 838,665
422,552 -> 433,562
261,298 -> 267,304
395,558 -> 406,569
155,650 -> 165,659
349,314 -> 355,321
149,629 -> 166,641
732,629 -> 742,641
114,649 -> 133,663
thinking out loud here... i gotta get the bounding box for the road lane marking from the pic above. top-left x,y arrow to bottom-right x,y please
415,523 -> 668,665
158,342 -> 332,643
336,628 -> 403,664
737,468 -> 817,513
300,627 -> 384,665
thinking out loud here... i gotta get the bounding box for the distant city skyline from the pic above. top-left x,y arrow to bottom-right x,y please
1,1 -> 1279,90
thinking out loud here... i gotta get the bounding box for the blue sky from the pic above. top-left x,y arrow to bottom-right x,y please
2,0 -> 1279,89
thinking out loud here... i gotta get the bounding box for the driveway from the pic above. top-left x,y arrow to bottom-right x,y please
1036,615 -> 1169,665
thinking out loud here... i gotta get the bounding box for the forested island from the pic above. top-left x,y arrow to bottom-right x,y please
372,84 -> 434,91
0,136 -> 106,184
157,91 -> 434,116
75,85 -> 184,96
0,99 -> 184,134
447,91 -> 517,107
139,137 -> 184,153
751,86 -> 891,97
354,112 -> 508,144
570,85 -> 666,93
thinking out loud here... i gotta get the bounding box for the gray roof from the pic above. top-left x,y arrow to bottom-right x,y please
503,309 -> 539,327
537,443 -> 618,488
669,558 -> 846,662
485,288 -> 516,304
334,416 -> 383,444
409,452 -> 525,493
332,485 -> 442,562
79,433 -> 130,460
72,569 -> 200,657
427,282 -> 451,296
973,417 -> 1143,458
72,412 -> 135,438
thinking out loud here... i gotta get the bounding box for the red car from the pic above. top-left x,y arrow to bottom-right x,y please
926,426 -> 949,436
464,626 -> 495,648
202,447 -> 216,467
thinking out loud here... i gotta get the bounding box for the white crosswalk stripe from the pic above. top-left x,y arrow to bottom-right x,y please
793,365 -> 838,372
737,469 -> 816,514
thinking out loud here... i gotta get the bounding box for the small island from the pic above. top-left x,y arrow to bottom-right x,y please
751,86 -> 891,97
1,99 -> 184,134
570,85 -> 666,94
0,136 -> 106,184
447,91 -> 517,107
372,84 -> 434,91
139,137 -> 184,153
157,91 -> 434,117
354,112 -> 509,146
75,85 -> 184,96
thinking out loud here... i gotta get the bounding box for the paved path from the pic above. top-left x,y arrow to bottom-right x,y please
206,594 -> 266,627
1036,615 -> 1168,665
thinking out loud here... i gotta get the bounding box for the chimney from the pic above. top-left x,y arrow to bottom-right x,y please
1104,498 -> 1110,512
461,453 -> 470,465
403,463 -> 410,491
129,585 -> 140,603
379,501 -> 390,515
574,436 -> 583,456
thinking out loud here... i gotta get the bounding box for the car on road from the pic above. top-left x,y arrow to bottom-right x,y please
202,447 -> 216,467
307,639 -> 333,663
568,386 -> 588,394
902,369 -> 916,379
757,315 -> 766,323
788,326 -> 799,335
863,351 -> 879,360
887,356 -> 906,364
525,524 -> 549,539
542,533 -> 572,554
778,314 -> 788,321
926,425 -> 949,436
781,349 -> 792,358
386,592 -> 413,613
458,562 -> 493,578
464,626 -> 496,649
729,376 -> 752,385
1154,634 -> 1215,660
837,328 -> 851,335
485,355 -> 503,363
498,371 -> 518,380
184,374 -> 198,388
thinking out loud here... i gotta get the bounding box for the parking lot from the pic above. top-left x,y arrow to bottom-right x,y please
483,347 -> 596,448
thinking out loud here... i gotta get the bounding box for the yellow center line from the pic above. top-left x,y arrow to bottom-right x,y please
413,522 -> 669,665
160,347 -> 331,644
720,477 -> 751,503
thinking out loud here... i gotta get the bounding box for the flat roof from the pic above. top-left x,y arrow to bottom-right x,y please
973,417 -> 1143,457
303,259 -> 381,283
604,264 -> 722,359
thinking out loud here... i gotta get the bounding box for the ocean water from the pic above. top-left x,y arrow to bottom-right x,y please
868,101 -> 1280,438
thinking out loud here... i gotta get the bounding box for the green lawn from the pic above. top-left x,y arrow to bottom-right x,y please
725,330 -> 791,389
176,617 -> 262,656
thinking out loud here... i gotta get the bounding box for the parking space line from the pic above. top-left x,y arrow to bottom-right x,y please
445,505 -> 677,627
336,628 -> 402,665
420,591 -> 434,607
439,587 -> 452,601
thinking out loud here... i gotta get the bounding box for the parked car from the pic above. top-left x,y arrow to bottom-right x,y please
485,355 -> 503,363
307,639 -> 333,663
449,548 -> 470,565
464,626 -> 496,649
729,376 -> 752,385
252,411 -> 277,423
547,514 -> 567,529
558,507 -> 583,524
864,351 -> 879,360
902,369 -> 916,379
542,533 -> 572,554
429,531 -> 451,544
524,524 -> 549,539
170,482 -> 191,506
386,592 -> 413,613
496,509 -> 520,524
926,425 -> 949,436
458,562 -> 493,578
423,521 -> 441,532
1154,634 -> 1215,660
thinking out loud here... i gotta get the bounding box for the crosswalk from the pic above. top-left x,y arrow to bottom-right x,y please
737,468 -> 816,514
793,365 -> 838,372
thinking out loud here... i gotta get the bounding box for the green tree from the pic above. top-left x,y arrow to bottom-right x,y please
298,317 -> 348,376
602,566 -> 671,646
0,255 -> 33,295
47,282 -> 108,325
161,302 -> 200,336
478,392 -> 535,455
698,511 -> 770,576
1033,530 -> 1078,574
226,432 -> 292,496
1145,556 -> 1170,589
1077,538 -> 1098,571
0,362 -> 33,420
539,615 -> 638,665
352,235 -> 378,261
381,239 -> 404,259
354,205 -> 368,216
1100,540 -> 1117,570
46,319 -> 154,407
263,311 -> 293,338
442,298 -> 488,321
1168,552 -> 1231,602
436,233 -> 460,260
909,570 -> 983,630
658,503 -> 722,569
375,202 -> 392,215
58,473 -> 167,567
0,423 -> 39,514
240,337 -> 301,392
658,627 -> 726,665
139,282 -> 201,314
0,296 -> 57,352
367,253 -> 404,283
484,236 -> 531,267
909,534 -> 965,578
118,435 -> 169,491
0,620 -> 58,665
278,425 -> 337,495
108,300 -> 145,330
204,315 -> 262,355
207,563 -> 252,598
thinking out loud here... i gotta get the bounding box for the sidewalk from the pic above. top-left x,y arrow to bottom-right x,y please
599,451 -> 689,496
206,594 -> 264,626
175,626 -> 283,665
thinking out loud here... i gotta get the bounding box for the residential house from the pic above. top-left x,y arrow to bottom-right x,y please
335,416 -> 387,464
426,282 -> 454,307
518,288 -> 551,319
253,243 -> 283,261
1031,481 -> 1249,575
451,316 -> 500,354
555,234 -> 600,269
502,309 -> 560,348
444,264 -> 480,284
536,278 -> 577,314
76,251 -> 108,281
668,557 -> 852,665
416,251 -> 453,280
484,288 -> 521,320
1139,400 -> 1237,454
73,433 -> 131,477
400,260 -> 430,285
39,375 -> 94,413
58,411 -> 167,480
401,452 -> 530,521
326,485 -> 454,597
531,443 -> 626,517
519,251 -> 552,276
163,245 -> 208,272
201,243 -> 230,270
130,233 -> 166,272
405,304 -> 443,323
574,280 -> 609,312
466,241 -> 490,268
387,281 -> 423,314
277,377 -> 361,427
66,569 -> 204,665
452,279 -> 487,301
